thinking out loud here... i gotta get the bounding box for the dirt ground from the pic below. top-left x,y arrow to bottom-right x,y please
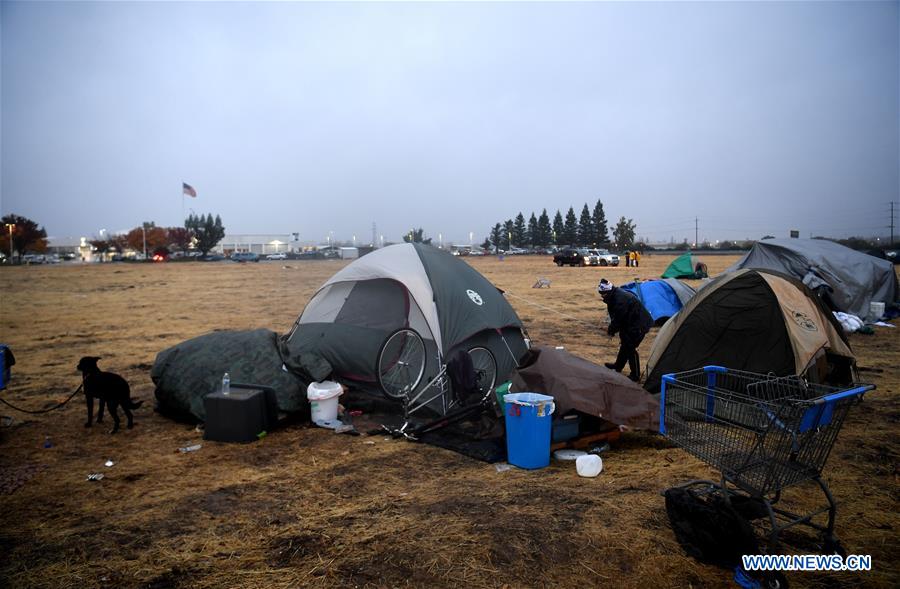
0,254 -> 897,589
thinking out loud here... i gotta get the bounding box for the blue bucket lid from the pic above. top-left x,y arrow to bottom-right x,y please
504,392 -> 554,406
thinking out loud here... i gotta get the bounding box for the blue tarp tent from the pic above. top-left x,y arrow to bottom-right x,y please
620,279 -> 696,325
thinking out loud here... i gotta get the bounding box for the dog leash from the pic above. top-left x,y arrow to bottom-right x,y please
0,383 -> 83,414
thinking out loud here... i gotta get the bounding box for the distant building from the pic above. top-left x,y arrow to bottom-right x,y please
213,234 -> 298,255
46,236 -> 93,260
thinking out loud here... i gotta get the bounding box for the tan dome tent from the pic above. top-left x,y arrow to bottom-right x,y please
644,269 -> 855,394
282,243 -> 529,414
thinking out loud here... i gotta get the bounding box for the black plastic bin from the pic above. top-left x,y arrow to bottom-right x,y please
204,383 -> 279,443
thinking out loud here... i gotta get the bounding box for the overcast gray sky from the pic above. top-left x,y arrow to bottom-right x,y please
2,0 -> 898,245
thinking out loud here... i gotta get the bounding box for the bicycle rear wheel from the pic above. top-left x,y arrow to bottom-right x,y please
467,346 -> 497,397
377,328 -> 426,400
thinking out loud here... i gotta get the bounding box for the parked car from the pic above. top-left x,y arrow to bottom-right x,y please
588,249 -> 620,267
199,254 -> 226,262
553,248 -> 590,266
266,252 -> 288,260
230,252 -> 260,262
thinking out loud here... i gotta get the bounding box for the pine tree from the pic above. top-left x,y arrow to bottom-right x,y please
503,219 -> 514,249
577,203 -> 593,247
527,212 -> 539,248
489,223 -> 503,253
512,212 -> 526,247
537,209 -> 551,247
552,210 -> 564,245
592,199 -> 610,248
185,213 -> 226,256
563,207 -> 578,246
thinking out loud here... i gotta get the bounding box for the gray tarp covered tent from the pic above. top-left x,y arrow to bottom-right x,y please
151,329 -> 331,421
727,238 -> 898,320
283,243 -> 529,405
511,346 -> 659,430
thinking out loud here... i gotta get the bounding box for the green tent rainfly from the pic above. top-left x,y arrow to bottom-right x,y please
661,252 -> 699,279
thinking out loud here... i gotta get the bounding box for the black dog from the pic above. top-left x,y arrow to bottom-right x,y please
76,357 -> 142,433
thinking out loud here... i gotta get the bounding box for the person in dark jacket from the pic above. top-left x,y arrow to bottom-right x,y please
598,278 -> 653,381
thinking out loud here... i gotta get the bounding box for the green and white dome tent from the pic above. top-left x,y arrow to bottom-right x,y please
283,243 -> 529,413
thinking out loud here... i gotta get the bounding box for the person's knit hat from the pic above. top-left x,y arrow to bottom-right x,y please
598,279 -> 614,293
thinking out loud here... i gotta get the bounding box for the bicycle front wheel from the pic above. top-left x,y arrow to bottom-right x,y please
377,328 -> 427,400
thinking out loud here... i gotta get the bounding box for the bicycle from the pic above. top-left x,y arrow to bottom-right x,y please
376,327 -> 498,438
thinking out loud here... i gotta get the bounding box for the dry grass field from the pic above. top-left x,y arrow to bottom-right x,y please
0,254 -> 897,589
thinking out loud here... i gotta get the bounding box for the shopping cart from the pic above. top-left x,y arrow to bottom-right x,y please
660,366 -> 873,554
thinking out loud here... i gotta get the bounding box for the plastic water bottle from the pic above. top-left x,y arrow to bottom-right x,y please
222,372 -> 230,394
43,435 -> 52,449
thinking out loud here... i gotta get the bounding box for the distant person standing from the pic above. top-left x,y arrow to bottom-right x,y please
625,250 -> 632,267
598,278 -> 653,382
634,250 -> 641,267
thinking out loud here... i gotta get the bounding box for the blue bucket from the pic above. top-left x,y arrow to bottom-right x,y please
504,392 -> 555,469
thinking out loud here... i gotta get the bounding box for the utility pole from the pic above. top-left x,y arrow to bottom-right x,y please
694,217 -> 698,248
5,223 -> 14,260
891,201 -> 895,245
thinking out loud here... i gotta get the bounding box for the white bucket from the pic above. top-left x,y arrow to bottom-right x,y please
307,381 -> 343,424
870,301 -> 885,320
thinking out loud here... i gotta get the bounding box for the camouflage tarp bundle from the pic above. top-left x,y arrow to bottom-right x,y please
151,329 -> 331,421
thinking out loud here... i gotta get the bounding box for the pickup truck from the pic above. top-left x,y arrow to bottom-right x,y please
553,248 -> 590,266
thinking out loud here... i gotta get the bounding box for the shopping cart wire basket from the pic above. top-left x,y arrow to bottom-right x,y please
660,365 -> 873,553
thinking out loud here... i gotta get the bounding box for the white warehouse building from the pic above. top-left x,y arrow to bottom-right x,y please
213,234 -> 300,256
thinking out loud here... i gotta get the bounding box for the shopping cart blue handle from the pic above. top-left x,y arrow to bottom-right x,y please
702,365 -> 728,374
815,385 -> 873,405
798,384 -> 873,433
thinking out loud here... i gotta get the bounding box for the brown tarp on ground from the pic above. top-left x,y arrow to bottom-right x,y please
509,347 -> 659,430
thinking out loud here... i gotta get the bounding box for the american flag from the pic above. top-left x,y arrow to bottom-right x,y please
182,182 -> 197,198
